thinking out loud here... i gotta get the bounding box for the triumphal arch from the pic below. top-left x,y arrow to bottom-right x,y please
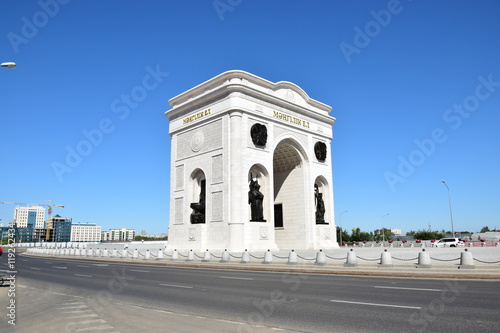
165,70 -> 337,251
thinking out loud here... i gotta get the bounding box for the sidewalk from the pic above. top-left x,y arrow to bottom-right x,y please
22,246 -> 500,280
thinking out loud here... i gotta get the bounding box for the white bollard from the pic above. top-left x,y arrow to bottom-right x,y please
344,249 -> 358,267
220,249 -> 230,263
202,249 -> 211,262
287,250 -> 298,264
145,250 -> 151,260
157,249 -> 164,260
187,250 -> 194,261
315,249 -> 326,266
133,249 -> 139,259
122,249 -> 128,258
171,249 -> 179,261
416,249 -> 431,268
379,249 -> 393,267
263,250 -> 273,264
459,249 -> 475,269
112,249 -> 117,258
240,249 -> 250,263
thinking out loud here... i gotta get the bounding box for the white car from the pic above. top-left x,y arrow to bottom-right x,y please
433,238 -> 465,247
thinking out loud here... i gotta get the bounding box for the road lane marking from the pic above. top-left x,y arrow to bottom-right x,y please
75,274 -> 93,278
130,269 -> 150,272
30,267 -> 41,270
92,263 -> 109,266
59,305 -> 88,310
159,283 -> 193,289
219,276 -> 254,280
374,286 -> 441,292
330,300 -> 421,309
52,266 -> 67,269
77,265 -> 89,267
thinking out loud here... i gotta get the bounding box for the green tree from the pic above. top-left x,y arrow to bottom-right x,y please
336,226 -> 349,243
480,226 -> 490,233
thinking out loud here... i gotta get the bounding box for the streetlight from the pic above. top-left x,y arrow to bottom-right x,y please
339,210 -> 348,245
381,213 -> 389,245
1,62 -> 16,68
441,180 -> 455,237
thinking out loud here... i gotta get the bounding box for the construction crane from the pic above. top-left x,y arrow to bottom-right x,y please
0,201 -> 64,241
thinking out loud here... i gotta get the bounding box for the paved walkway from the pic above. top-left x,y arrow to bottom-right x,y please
23,246 -> 500,280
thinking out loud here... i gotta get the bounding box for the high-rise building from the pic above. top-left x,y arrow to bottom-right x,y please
101,228 -> 136,241
47,214 -> 72,242
13,206 -> 46,228
71,223 -> 102,242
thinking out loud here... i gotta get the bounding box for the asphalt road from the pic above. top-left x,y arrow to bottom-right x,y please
2,254 -> 500,332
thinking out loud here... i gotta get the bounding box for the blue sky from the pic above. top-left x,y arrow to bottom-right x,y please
1,0 -> 499,236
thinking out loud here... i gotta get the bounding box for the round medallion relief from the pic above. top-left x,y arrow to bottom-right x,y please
260,227 -> 268,239
324,228 -> 331,239
191,131 -> 204,152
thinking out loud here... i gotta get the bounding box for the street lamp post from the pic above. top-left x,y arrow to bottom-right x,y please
382,213 -> 389,245
1,62 -> 16,68
441,180 -> 455,238
339,211 -> 348,245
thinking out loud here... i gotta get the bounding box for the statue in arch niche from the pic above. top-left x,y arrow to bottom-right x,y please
248,175 -> 266,222
190,179 -> 206,224
315,184 -> 327,224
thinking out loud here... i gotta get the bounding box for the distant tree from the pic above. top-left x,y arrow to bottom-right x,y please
480,226 -> 490,233
374,228 -> 392,241
336,226 -> 350,242
134,235 -> 168,241
411,230 -> 444,240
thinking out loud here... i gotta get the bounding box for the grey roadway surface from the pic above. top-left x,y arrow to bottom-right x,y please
2,252 -> 500,333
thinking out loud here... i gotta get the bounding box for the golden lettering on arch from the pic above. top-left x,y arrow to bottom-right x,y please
183,108 -> 211,124
272,111 -> 310,128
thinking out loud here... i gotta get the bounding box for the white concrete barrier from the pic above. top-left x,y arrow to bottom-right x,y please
240,250 -> 250,263
380,250 -> 393,267
417,249 -> 431,268
315,249 -> 326,266
220,250 -> 230,263
263,250 -> 273,264
459,249 -> 475,269
202,249 -> 211,262
287,250 -> 297,264
344,249 -> 357,267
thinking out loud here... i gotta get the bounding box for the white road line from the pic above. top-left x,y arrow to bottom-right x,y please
130,269 -> 150,272
59,305 -> 88,310
52,266 -> 67,269
159,283 -> 193,289
219,276 -> 254,280
65,314 -> 98,319
75,274 -> 93,278
330,300 -> 421,310
374,286 -> 442,292
77,265 -> 89,267
30,267 -> 41,270
92,263 -> 109,266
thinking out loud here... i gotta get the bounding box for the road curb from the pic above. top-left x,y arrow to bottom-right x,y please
22,252 -> 500,280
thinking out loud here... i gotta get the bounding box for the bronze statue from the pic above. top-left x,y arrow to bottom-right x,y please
190,179 -> 206,223
248,175 -> 266,221
315,184 -> 327,224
